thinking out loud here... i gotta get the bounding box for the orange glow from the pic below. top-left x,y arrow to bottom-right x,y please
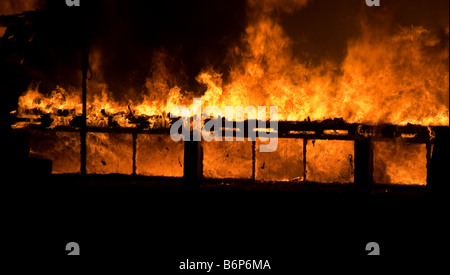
0,0 -> 43,15
137,135 -> 184,177
28,130 -> 80,174
203,138 -> 253,179
86,133 -> 133,175
306,140 -> 354,184
256,138 -> 304,182
373,141 -> 428,186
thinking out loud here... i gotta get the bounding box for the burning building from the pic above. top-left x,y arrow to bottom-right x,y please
3,0 -> 448,191
2,0 -> 449,259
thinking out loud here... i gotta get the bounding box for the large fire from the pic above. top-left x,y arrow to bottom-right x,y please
6,0 -> 449,185
15,3 -> 449,126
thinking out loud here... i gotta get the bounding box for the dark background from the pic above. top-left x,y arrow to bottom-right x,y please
1,0 -> 449,262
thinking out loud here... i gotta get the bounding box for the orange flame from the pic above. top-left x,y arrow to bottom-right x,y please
15,1 -> 448,127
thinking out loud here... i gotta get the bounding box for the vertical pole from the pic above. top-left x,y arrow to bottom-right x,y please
184,137 -> 202,189
427,127 -> 449,194
132,132 -> 137,176
303,139 -> 307,183
426,141 -> 433,193
79,5 -> 89,177
80,33 -> 88,176
426,141 -> 433,184
354,137 -> 373,194
252,140 -> 256,181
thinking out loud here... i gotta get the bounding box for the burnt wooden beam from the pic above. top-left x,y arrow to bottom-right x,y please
184,137 -> 202,189
17,119 -> 437,147
80,35 -> 88,176
252,140 -> 256,181
132,132 -> 137,176
427,126 -> 449,195
16,115 -> 436,143
354,137 -> 373,194
21,125 -> 172,135
200,118 -> 435,142
303,139 -> 307,183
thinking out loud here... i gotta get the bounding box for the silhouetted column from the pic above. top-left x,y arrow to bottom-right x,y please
428,127 -> 449,195
354,137 -> 373,194
184,140 -> 202,189
80,5 -> 89,176
132,132 -> 137,175
80,41 -> 88,176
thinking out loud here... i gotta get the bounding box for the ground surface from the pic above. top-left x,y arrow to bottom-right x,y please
4,175 -> 446,264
